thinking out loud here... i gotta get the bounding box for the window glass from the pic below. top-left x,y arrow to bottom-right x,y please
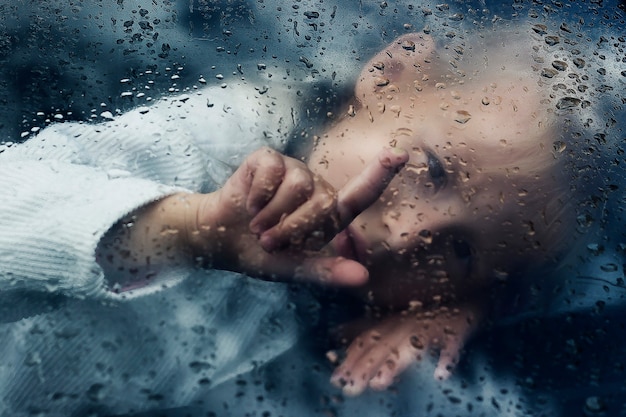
0,1 -> 624,416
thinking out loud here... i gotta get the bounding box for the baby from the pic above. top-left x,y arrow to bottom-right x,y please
100,31 -> 577,397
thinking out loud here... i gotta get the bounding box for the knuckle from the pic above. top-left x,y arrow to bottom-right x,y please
255,146 -> 283,167
286,167 -> 314,193
312,188 -> 338,212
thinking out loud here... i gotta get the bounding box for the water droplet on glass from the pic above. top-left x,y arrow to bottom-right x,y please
372,61 -> 385,71
401,40 -> 416,51
552,60 -> 568,71
410,335 -> 425,350
326,350 -> 339,364
556,97 -> 581,110
600,263 -> 618,272
532,24 -> 548,35
418,229 -> 433,244
541,68 -> 559,78
347,105 -> 356,117
586,243 -> 604,255
454,110 -> 472,124
545,35 -> 560,46
573,58 -> 586,68
553,141 -> 566,153
583,396 -> 606,416
374,77 -> 390,87
577,214 -> 593,227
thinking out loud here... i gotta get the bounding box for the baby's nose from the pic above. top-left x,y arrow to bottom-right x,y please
381,207 -> 430,251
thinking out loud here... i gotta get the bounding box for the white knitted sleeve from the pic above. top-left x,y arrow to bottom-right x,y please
0,83 -> 297,301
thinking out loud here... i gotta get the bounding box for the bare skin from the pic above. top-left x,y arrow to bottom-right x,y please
99,32 -> 561,398
97,146 -> 409,289
305,33 -> 557,395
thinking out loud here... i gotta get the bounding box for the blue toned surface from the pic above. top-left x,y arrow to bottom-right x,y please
0,1 -> 624,416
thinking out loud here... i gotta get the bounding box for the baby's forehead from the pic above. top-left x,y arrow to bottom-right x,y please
399,77 -> 551,154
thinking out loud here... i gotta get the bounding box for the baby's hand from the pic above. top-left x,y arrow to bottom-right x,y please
330,305 -> 480,396
188,146 -> 408,285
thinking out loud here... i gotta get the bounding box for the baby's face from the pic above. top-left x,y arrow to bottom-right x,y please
308,34 -> 555,307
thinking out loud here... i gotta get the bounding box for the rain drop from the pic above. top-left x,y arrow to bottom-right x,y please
586,243 -> 604,255
401,40 -> 416,51
556,97 -> 581,110
532,24 -> 548,35
375,77 -> 390,87
600,263 -> 618,272
390,105 -> 401,117
418,229 -> 433,244
410,335 -> 425,350
541,68 -> 559,78
553,141 -> 566,153
545,35 -> 560,46
372,61 -> 385,71
454,110 -> 472,124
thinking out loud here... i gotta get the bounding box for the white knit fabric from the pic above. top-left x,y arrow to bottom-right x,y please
0,82 -> 301,416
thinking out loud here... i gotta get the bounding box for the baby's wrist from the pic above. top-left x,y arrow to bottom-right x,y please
177,191 -> 231,269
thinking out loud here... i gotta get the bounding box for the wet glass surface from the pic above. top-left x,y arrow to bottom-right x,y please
0,1 -> 625,416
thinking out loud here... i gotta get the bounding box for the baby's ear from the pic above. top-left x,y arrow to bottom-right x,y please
355,33 -> 435,104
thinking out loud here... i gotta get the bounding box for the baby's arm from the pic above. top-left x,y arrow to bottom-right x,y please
98,146 -> 409,288
330,303 -> 484,396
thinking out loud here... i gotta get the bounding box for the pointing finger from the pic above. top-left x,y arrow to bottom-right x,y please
337,147 -> 409,227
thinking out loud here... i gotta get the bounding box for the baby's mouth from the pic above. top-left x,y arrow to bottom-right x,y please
331,229 -> 357,261
331,226 -> 370,265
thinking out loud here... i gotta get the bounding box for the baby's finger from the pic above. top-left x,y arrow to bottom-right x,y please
260,147 -> 408,252
434,339 -> 463,381
243,248 -> 369,286
242,147 -> 287,216
368,335 -> 425,391
249,159 -> 315,234
258,178 -> 338,251
330,336 -> 374,396
336,147 -> 409,227
331,324 -> 407,396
